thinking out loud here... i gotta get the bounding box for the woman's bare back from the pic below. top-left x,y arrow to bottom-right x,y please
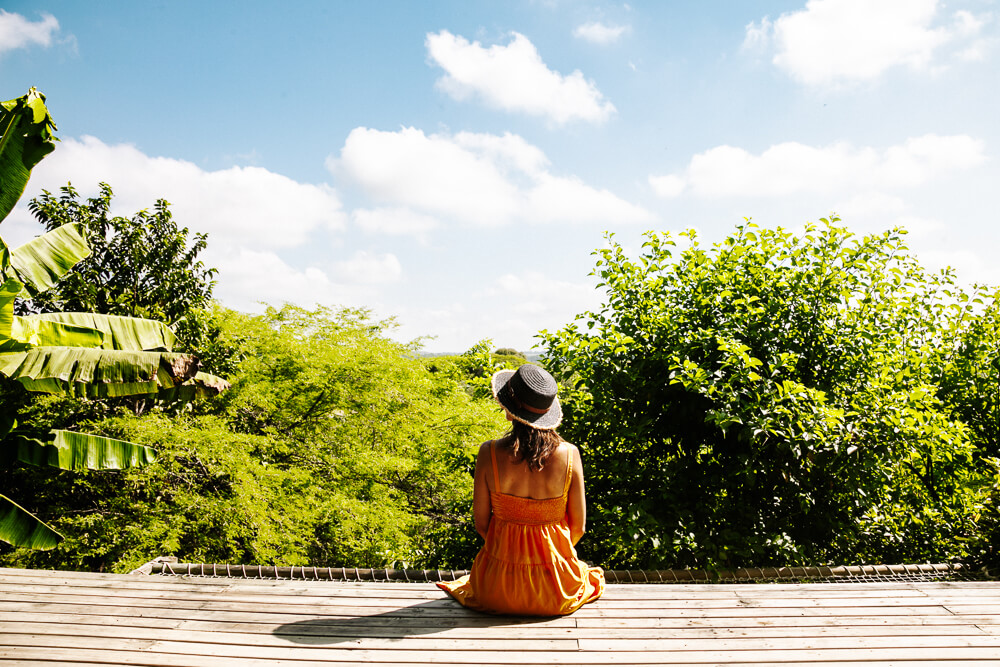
491,440 -> 574,500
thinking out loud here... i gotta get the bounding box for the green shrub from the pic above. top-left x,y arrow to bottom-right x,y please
543,219 -> 995,569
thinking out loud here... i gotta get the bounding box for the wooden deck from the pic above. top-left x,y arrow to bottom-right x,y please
1,566 -> 999,665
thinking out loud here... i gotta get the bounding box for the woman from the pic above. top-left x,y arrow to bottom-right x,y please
438,364 -> 605,615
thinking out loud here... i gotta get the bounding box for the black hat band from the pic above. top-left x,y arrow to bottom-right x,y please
502,382 -> 550,415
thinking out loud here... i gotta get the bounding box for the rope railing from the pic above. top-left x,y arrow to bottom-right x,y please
133,558 -> 979,583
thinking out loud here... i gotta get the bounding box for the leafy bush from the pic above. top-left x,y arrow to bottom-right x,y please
2,305 -> 505,571
543,219 -> 996,569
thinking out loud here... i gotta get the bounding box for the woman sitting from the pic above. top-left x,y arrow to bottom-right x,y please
438,364 -> 605,615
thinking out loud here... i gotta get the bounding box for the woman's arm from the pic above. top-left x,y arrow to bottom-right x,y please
566,444 -> 587,546
472,441 -> 493,541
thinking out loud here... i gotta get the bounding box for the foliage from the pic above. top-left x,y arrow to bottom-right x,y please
542,219 -> 995,569
1,305 -> 506,571
937,296 -> 1000,459
493,347 -> 528,372
0,87 -> 57,220
423,341 -> 529,402
0,413 -> 316,572
21,183 -> 216,327
0,88 -> 225,550
218,306 -> 504,567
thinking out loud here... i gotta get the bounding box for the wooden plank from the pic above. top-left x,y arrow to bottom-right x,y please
9,580 -> 993,609
574,614 -> 998,628
0,579 -> 976,608
0,575 -> 450,599
0,602 -> 576,629
7,614 -> 992,650
0,591 -> 491,617
4,655 -> 1000,667
6,634 -> 1000,664
946,604 -> 1000,615
0,647 -> 571,667
1,611 -> 578,640
1,591 -> 972,619
575,635 -> 1000,651
13,619 -> 1000,653
5,603 -> 998,636
0,582 -> 445,604
0,621 -> 579,651
4,589 -> 968,612
5,610 -> 996,640
573,605 -> 960,617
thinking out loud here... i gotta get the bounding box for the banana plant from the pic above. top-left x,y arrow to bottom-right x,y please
0,88 -> 229,549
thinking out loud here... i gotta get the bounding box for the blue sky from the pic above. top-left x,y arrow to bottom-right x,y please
2,0 -> 997,351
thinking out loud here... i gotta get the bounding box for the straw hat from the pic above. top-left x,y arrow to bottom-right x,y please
491,364 -> 562,430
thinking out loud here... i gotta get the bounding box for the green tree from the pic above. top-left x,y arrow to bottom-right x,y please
0,88 -> 226,550
219,306 -> 504,568
543,219 -> 994,569
3,305 -> 505,572
21,183 -> 215,327
937,296 -> 1000,459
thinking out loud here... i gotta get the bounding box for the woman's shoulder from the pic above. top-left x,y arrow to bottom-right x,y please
558,440 -> 579,455
559,441 -> 583,468
551,440 -> 578,465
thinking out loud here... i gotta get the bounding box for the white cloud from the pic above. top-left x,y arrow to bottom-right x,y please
207,246 -> 400,313
742,17 -> 772,53
11,136 -> 346,249
0,10 -> 59,55
918,248 -> 1000,287
425,29 -> 616,124
650,134 -> 985,198
332,251 -> 402,284
573,22 -> 630,45
334,126 -> 519,226
394,271 -> 605,352
746,0 -> 990,86
831,192 -> 945,236
488,270 -> 602,319
333,126 -> 653,227
452,131 -> 550,176
208,248 -> 342,312
955,34 -> 993,62
352,207 -> 441,238
648,174 -> 686,198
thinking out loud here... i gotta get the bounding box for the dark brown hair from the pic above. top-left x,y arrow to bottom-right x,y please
500,420 -> 564,472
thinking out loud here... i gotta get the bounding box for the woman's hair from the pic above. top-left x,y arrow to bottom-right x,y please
500,420 -> 564,472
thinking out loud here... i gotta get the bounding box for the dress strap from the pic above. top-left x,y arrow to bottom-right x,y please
489,440 -> 501,492
562,446 -> 573,497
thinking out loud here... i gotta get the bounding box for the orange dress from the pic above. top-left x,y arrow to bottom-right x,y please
437,441 -> 605,616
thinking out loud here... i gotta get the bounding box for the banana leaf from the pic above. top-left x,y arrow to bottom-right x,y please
0,276 -> 20,342
0,493 -> 62,549
9,223 -> 90,295
0,347 -> 199,397
4,430 -> 156,471
10,315 -> 104,349
157,371 -> 231,402
22,312 -> 177,351
0,88 -> 58,223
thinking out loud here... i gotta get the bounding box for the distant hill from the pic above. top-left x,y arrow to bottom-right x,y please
419,350 -> 544,363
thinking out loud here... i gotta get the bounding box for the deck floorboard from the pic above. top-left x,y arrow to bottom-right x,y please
2,566 -> 999,665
